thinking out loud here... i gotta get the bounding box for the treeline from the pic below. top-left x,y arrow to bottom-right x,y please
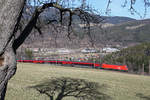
102,43 -> 150,75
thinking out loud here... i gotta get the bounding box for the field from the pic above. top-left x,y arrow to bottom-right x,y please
6,63 -> 150,100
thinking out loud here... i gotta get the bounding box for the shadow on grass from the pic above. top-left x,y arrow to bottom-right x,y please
29,77 -> 111,100
136,93 -> 150,100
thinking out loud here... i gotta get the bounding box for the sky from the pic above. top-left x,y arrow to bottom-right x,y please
30,0 -> 150,19
87,0 -> 150,19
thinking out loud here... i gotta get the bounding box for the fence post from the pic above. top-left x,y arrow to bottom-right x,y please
141,63 -> 145,75
138,65 -> 140,74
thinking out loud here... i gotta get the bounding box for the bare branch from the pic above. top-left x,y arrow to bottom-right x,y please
13,1 -> 103,49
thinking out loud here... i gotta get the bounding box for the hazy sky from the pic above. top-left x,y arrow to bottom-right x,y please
87,0 -> 150,19
30,0 -> 150,19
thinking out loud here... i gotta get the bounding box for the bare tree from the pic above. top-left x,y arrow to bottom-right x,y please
0,0 -> 103,99
0,1 -> 26,100
30,77 -> 110,100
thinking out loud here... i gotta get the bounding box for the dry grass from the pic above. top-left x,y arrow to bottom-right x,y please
6,63 -> 150,100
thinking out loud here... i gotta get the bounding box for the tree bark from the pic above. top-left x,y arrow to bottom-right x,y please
0,0 -> 25,99
0,46 -> 17,100
0,83 -> 7,100
0,0 -> 25,55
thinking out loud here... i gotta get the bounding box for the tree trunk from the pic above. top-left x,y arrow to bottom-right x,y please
0,47 -> 17,100
0,0 -> 25,99
0,83 -> 7,100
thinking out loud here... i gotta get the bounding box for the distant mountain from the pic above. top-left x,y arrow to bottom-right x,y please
23,6 -> 136,25
38,7 -> 136,24
101,16 -> 136,24
22,18 -> 150,48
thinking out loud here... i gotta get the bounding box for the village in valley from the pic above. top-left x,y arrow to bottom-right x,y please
17,45 -> 121,62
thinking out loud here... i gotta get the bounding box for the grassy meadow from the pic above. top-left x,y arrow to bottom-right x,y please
6,63 -> 150,100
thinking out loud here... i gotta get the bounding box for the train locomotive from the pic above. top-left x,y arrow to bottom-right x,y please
17,60 -> 128,71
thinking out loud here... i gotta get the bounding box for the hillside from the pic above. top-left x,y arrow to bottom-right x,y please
21,12 -> 150,48
104,19 -> 150,45
74,18 -> 150,47
102,16 -> 136,24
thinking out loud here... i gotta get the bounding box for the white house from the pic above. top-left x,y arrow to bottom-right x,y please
102,47 -> 120,53
81,48 -> 97,53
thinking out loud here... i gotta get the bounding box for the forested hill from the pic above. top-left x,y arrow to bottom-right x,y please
102,42 -> 150,74
104,19 -> 150,45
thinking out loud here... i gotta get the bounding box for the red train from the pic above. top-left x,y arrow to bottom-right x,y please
17,60 -> 128,71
